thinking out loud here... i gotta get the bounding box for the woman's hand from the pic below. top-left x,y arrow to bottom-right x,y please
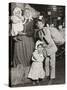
13,37 -> 18,41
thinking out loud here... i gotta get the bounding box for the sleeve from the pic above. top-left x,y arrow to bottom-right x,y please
21,16 -> 24,21
11,29 -> 14,36
43,28 -> 51,44
11,25 -> 16,36
32,51 -> 39,61
11,16 -> 13,20
32,56 -> 36,61
39,31 -> 43,40
46,39 -> 58,55
23,19 -> 27,24
11,16 -> 14,22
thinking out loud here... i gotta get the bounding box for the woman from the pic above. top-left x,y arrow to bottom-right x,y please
12,7 -> 35,79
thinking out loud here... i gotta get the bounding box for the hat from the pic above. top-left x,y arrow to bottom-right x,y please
35,40 -> 44,49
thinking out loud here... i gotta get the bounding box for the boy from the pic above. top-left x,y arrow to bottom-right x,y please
36,15 -> 57,82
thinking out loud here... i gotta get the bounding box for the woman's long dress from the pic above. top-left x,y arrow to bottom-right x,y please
13,19 -> 35,67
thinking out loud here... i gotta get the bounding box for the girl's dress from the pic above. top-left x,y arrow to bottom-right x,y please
28,50 -> 45,80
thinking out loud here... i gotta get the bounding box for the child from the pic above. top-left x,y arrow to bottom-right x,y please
11,7 -> 27,41
28,40 -> 46,85
36,15 -> 58,82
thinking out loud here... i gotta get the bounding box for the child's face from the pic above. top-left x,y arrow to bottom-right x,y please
58,25 -> 62,30
37,45 -> 43,53
37,21 -> 44,29
15,10 -> 22,17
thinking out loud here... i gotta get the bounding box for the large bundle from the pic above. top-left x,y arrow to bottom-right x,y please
49,27 -> 65,45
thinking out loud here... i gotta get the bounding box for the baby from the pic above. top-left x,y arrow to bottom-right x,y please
28,40 -> 46,85
11,7 -> 27,41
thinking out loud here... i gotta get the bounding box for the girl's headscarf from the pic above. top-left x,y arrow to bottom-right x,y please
35,40 -> 44,50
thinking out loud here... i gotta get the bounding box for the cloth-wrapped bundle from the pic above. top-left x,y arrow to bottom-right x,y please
49,27 -> 65,45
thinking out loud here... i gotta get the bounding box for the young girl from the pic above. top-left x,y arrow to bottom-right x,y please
28,40 -> 46,85
11,7 -> 27,40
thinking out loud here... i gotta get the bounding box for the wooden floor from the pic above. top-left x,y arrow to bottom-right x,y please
11,53 -> 65,87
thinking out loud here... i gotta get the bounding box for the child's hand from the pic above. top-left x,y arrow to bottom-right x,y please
13,37 -> 18,41
43,49 -> 47,57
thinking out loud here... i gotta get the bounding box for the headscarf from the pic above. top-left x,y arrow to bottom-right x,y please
13,7 -> 22,16
35,40 -> 44,49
